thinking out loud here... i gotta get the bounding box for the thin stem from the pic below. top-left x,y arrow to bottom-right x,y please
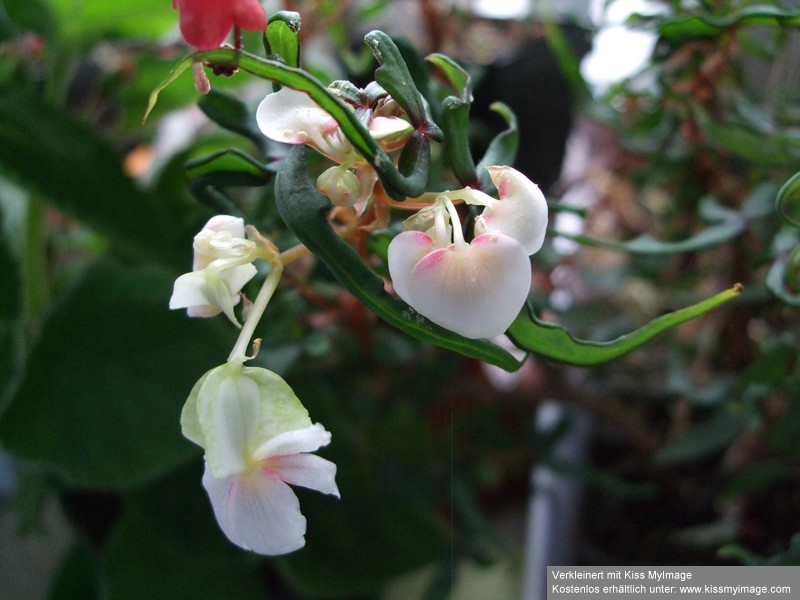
228,259 -> 284,363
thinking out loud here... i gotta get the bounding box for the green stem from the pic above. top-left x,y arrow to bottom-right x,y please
227,260 -> 284,363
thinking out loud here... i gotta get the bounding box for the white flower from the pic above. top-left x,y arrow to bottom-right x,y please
388,169 -> 547,339
181,362 -> 339,555
256,87 -> 412,209
169,215 -> 258,325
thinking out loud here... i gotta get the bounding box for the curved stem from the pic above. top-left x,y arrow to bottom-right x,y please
227,259 -> 284,363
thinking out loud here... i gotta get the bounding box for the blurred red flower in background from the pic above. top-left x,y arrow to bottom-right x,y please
172,0 -> 267,50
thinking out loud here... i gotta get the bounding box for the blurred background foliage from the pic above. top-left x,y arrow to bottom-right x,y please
0,0 -> 798,599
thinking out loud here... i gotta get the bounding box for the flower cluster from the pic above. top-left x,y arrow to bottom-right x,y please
388,166 -> 548,339
169,215 -> 259,326
257,84 -> 412,212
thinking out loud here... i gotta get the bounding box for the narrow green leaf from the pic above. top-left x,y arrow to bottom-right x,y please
628,5 -> 800,41
264,11 -> 301,68
766,229 -> 800,307
274,146 -> 525,372
553,196 -> 770,255
507,285 -> 742,366
475,102 -> 519,193
364,30 -> 427,131
654,410 -> 746,466
146,48 -> 429,200
776,170 -> 800,227
185,149 -> 274,214
197,89 -> 266,150
0,261 -> 233,489
427,54 -> 478,187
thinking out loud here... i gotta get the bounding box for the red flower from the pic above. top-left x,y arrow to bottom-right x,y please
173,0 -> 267,50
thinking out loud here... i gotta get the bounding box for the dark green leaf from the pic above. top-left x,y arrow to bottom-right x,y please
198,89 -> 266,150
185,148 -> 274,213
694,104 -> 800,168
654,410 -> 746,466
475,103 -> 518,193
0,87 -> 186,263
0,205 -> 22,407
101,465 -> 265,600
274,146 -> 525,372
628,5 -> 800,41
46,544 -> 99,600
507,285 -> 742,366
776,170 -> 800,227
427,54 -> 478,187
0,261 -> 233,490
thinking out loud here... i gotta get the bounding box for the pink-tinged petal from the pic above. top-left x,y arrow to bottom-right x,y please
387,230 -> 436,303
252,423 -> 332,461
268,453 -> 340,498
368,116 -> 412,150
407,233 -> 531,339
203,464 -> 307,555
476,166 -> 549,255
256,88 -> 352,161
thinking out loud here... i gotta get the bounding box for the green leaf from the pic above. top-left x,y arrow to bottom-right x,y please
0,204 -> 22,407
0,87 -> 186,264
145,48 -> 429,200
46,544 -> 100,600
720,532 -> 800,566
185,148 -> 274,214
507,285 -> 742,366
101,465 -> 265,600
274,146 -> 525,372
197,89 -> 266,150
554,194 -> 772,255
629,5 -> 800,41
776,170 -> 800,228
653,410 -> 746,466
694,104 -> 800,168
475,103 -> 519,193
0,261 -> 233,490
427,53 -> 478,187
766,229 -> 800,307
264,11 -> 301,68
47,0 -> 177,40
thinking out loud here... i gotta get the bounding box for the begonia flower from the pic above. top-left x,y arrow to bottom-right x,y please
169,215 -> 258,325
181,362 -> 339,555
388,168 -> 548,339
172,0 -> 267,50
256,87 -> 411,209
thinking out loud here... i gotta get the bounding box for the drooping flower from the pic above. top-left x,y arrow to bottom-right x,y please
181,362 -> 339,555
388,167 -> 548,339
169,215 -> 258,325
256,86 -> 412,209
172,0 -> 268,50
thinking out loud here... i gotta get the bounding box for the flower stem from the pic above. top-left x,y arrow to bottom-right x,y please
228,259 -> 284,363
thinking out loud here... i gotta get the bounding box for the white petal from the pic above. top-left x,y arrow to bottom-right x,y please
197,365 -> 312,478
252,423 -> 331,461
169,271 -> 212,310
476,166 -> 548,255
407,233 -> 531,339
387,230 -> 436,303
203,463 -> 307,555
368,116 -> 412,149
256,88 -> 352,161
270,453 -> 340,498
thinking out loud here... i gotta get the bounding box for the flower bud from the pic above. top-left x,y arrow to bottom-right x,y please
316,166 -> 361,207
